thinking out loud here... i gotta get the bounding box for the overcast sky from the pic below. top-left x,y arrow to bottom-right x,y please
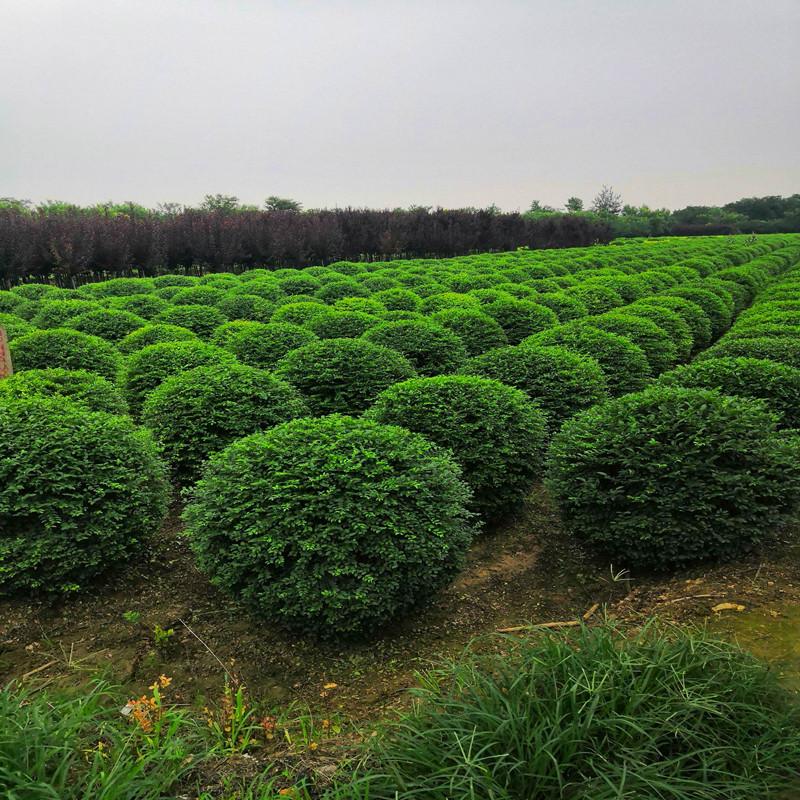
1,0 -> 798,212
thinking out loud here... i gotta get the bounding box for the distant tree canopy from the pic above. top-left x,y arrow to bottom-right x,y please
533,190 -> 800,237
0,205 -> 610,286
591,186 -> 624,216
1,190 -> 797,286
265,196 -> 303,212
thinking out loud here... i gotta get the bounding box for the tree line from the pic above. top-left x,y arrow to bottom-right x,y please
1,189 -> 797,286
0,204 -> 610,287
528,187 -> 800,237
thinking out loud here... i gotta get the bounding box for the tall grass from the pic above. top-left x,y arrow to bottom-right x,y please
0,679 -> 202,799
0,677 -> 328,799
328,621 -> 800,799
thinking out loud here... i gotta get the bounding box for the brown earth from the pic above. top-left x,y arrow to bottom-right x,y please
2,484 -> 799,723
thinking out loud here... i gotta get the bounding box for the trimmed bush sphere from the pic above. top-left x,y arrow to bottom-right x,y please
120,340 -> 237,416
0,396 -> 169,594
525,323 -> 650,397
270,300 -> 329,326
363,319 -> 469,376
306,309 -> 382,339
368,375 -> 547,518
372,288 -> 422,312
567,284 -> 625,315
11,329 -> 122,380
68,309 -> 148,343
460,344 -> 608,429
619,304 -> 693,363
579,312 -> 677,376
656,357 -> 800,430
213,321 -> 318,369
30,300 -> 103,329
142,363 -> 309,483
546,386 -> 800,569
170,286 -> 227,307
666,287 -> 732,339
633,296 -> 712,353
152,304 -> 227,338
430,309 -> 508,356
276,338 -> 416,415
0,291 -> 30,315
481,298 -> 558,345
696,336 -> 800,370
0,313 -> 34,342
215,293 -> 275,323
185,415 -> 476,639
117,324 -> 198,355
79,277 -> 155,299
533,291 -> 589,322
103,293 -> 170,320
0,368 -> 128,415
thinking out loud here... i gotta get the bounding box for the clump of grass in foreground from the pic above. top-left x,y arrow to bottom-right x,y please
0,677 -> 324,799
0,678 -> 199,799
327,621 -> 800,799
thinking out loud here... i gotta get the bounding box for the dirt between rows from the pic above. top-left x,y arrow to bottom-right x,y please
2,484 -> 799,721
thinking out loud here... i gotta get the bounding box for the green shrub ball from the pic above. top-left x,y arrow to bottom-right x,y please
120,340 -> 237,416
546,386 -> 800,569
212,321 -> 318,369
30,300 -> 103,329
0,368 -> 128,415
525,323 -> 650,397
619,304 -> 693,363
634,296 -> 712,353
0,313 -> 34,342
68,309 -> 148,343
103,293 -> 170,320
276,338 -> 416,415
362,319 -> 468,376
118,324 -> 199,355
270,301 -> 329,326
666,287 -> 732,339
142,363 -> 309,483
215,293 -> 275,323
152,304 -> 227,338
185,415 -> 476,639
306,309 -> 382,339
0,291 -> 30,315
482,299 -> 558,345
460,344 -> 608,429
369,375 -> 547,518
430,309 -> 508,356
0,396 -> 169,594
697,336 -> 800,370
579,312 -> 677,376
657,357 -> 800,430
11,329 -> 122,380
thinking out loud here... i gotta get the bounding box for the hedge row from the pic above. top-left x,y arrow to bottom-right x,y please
2,235 -> 799,639
546,248 -> 800,569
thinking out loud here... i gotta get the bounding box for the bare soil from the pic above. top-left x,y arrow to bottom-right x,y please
2,485 -> 799,720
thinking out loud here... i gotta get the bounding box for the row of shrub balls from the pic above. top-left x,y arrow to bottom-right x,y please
1,234 -> 799,639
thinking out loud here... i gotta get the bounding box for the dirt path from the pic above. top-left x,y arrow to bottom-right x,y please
2,486 -> 799,719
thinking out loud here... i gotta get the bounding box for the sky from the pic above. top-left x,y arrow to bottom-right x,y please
1,0 -> 798,212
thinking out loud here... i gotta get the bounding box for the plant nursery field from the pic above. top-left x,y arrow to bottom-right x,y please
3,234 -> 800,798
